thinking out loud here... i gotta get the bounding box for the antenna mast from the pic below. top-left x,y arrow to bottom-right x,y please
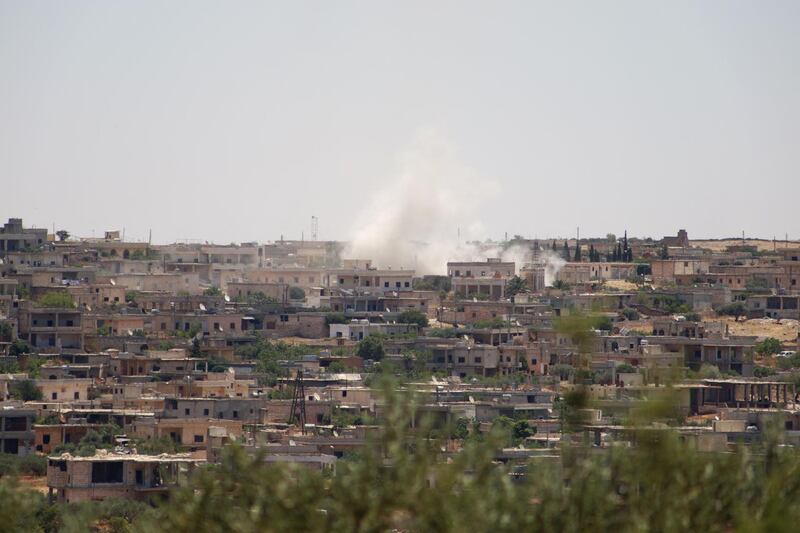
288,370 -> 307,434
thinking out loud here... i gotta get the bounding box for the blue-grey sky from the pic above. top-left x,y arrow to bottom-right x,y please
1,1 -> 798,244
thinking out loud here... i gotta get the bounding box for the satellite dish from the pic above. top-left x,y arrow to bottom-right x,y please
473,297 -> 477,302
109,279 -> 116,286
127,330 -> 133,336
224,294 -> 230,302
199,303 -> 207,312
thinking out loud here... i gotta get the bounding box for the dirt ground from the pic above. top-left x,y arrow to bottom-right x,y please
690,239 -> 800,253
722,317 -> 799,343
17,475 -> 49,494
603,279 -> 640,292
619,316 -> 799,345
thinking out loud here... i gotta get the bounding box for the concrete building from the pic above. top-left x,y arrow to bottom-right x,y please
47,452 -> 203,503
329,320 -> 418,340
0,218 -> 48,257
0,407 -> 35,455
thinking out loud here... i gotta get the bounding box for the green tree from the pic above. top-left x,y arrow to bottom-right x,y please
512,420 -> 534,443
755,337 -> 782,356
203,286 -> 222,297
191,338 -> 202,357
325,313 -> 347,325
552,280 -> 571,291
55,229 -> 70,242
397,310 -> 429,328
357,334 -> 385,361
288,286 -> 305,300
0,322 -> 12,342
505,276 -> 528,298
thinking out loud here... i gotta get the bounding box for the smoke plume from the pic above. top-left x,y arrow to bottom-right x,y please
344,130 -> 567,284
345,130 -> 499,274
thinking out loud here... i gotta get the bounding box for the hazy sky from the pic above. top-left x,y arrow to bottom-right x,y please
1,1 -> 798,244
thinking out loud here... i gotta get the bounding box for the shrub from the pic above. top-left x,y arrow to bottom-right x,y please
9,380 -> 42,401
716,302 -> 746,319
288,286 -> 305,300
754,366 -> 777,378
136,436 -> 179,455
698,364 -> 722,379
621,307 -> 640,321
0,453 -> 46,476
35,292 -> 75,308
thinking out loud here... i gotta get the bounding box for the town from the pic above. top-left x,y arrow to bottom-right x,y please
1,216 -> 799,529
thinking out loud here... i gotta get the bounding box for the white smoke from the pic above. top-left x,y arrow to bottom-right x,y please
540,250 -> 566,286
344,130 -> 502,275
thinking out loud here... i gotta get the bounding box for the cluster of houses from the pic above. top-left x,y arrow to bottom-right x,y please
0,218 -> 799,503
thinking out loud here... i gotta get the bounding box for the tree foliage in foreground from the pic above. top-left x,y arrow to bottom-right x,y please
131,383 -> 800,533
8,384 -> 800,531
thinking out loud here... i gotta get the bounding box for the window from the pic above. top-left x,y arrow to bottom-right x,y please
185,408 -> 191,416
43,434 -> 51,444
51,392 -> 58,400
232,410 -> 239,419
404,282 -> 410,287
203,409 -> 209,416
194,435 -> 204,443
92,461 -> 124,483
384,282 -> 389,288
458,357 -> 465,363
5,417 -> 28,431
74,392 -> 80,400
229,322 -> 235,330
474,357 -> 482,363
342,390 -> 347,397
